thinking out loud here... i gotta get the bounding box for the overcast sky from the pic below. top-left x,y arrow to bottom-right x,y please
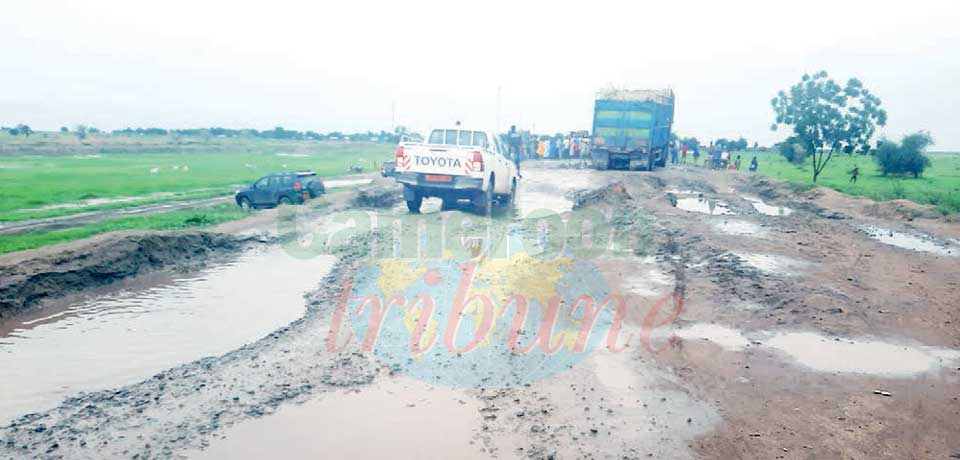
2,0 -> 958,149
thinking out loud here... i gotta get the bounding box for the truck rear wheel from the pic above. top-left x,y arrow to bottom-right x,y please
592,151 -> 610,170
406,195 -> 423,213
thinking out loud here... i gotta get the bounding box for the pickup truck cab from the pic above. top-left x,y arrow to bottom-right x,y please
394,127 -> 518,214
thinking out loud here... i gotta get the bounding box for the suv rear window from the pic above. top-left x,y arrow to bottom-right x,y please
428,130 -> 488,148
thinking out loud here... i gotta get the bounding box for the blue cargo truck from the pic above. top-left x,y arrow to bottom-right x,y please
590,89 -> 675,171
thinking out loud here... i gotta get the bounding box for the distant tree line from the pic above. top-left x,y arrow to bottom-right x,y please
3,124 -> 411,144
714,137 -> 749,151
2,124 -> 34,137
108,126 -> 408,143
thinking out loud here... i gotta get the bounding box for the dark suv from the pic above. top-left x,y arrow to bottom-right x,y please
235,172 -> 324,209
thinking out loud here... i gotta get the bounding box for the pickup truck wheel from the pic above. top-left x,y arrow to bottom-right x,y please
238,197 -> 252,211
406,195 -> 423,213
278,196 -> 292,206
473,178 -> 494,216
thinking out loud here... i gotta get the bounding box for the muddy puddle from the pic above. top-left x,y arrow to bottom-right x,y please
860,225 -> 959,256
621,266 -> 674,297
191,375 -> 485,460
324,178 -> 374,188
713,219 -> 764,236
765,332 -> 960,377
670,324 -> 960,378
742,195 -> 792,216
24,192 -> 179,211
674,323 -> 750,351
0,247 -> 335,424
675,197 -> 734,216
731,252 -> 806,275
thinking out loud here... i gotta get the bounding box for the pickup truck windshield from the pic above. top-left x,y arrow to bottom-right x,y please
427,129 -> 488,148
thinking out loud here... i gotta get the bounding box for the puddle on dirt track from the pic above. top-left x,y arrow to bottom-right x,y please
191,376 -> 486,460
713,219 -> 764,236
515,167 -> 597,215
860,225 -> 959,256
675,197 -> 735,216
674,323 -> 750,351
765,332 -> 960,377
742,195 -> 792,216
731,252 -> 806,275
671,324 -> 960,378
0,247 -> 335,424
324,178 -> 373,188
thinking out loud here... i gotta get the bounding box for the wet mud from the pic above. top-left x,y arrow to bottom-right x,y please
2,161 -> 959,459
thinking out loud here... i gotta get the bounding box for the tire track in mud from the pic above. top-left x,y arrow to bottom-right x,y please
0,234 -> 387,459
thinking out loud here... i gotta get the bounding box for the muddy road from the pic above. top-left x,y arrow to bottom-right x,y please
1,162 -> 958,459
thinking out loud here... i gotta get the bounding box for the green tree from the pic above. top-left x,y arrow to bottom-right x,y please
75,124 -> 88,140
60,126 -> 69,133
680,137 -> 699,149
771,70 -> 887,182
15,124 -> 33,137
874,132 -> 933,178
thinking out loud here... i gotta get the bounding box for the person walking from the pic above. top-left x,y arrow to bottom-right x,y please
692,145 -> 700,165
749,156 -> 758,172
536,139 -> 545,158
508,125 -> 523,176
849,165 -> 860,183
681,144 -> 688,164
734,155 -> 742,170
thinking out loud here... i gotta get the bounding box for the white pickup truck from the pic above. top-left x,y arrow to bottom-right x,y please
394,127 -> 519,214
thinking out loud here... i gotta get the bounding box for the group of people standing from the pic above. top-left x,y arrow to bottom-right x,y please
507,127 -> 763,176
507,126 -> 588,161
693,141 -> 758,173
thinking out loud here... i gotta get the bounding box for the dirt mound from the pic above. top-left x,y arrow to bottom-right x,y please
744,176 -> 781,200
570,182 -> 631,208
862,199 -> 939,221
0,232 -> 256,318
351,185 -> 400,208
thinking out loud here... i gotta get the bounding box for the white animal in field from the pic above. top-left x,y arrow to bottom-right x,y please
245,163 -> 255,169
172,165 -> 180,170
182,165 -> 189,172
150,167 -> 159,174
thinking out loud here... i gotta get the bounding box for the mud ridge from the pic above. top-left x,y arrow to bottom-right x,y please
0,232 -> 383,459
0,232 -> 268,319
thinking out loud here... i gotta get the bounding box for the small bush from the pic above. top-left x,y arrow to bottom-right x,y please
776,137 -> 808,164
874,132 -> 933,178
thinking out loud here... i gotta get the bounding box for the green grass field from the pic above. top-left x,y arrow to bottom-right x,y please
744,150 -> 960,214
0,133 -> 392,254
0,203 -> 250,254
0,134 -> 393,222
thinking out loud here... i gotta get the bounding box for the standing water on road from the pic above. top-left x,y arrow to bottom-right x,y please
0,247 -> 335,424
742,195 -> 792,216
675,196 -> 735,216
860,225 -> 959,256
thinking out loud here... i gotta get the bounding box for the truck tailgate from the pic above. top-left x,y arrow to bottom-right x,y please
400,146 -> 477,177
